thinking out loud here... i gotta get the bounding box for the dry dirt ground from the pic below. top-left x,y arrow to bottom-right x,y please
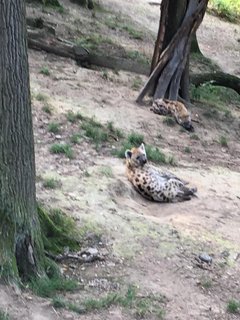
1,1 -> 240,319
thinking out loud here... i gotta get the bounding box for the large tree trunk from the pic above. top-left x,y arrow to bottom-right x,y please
0,0 -> 45,281
137,0 -> 209,103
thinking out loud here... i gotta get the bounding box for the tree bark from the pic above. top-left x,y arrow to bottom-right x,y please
0,0 -> 45,281
137,0 -> 209,103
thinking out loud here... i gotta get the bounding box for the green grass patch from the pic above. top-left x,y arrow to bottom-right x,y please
70,133 -> 81,144
81,118 -> 123,148
38,206 -> 80,254
131,76 -> 143,90
191,83 -> 240,110
219,135 -> 228,147
199,277 -> 213,289
126,50 -> 150,65
30,274 -> 78,298
42,103 -> 53,115
35,92 -> 49,102
52,285 -> 165,318
105,16 -> 144,40
208,0 -> 240,22
43,177 -> 61,189
0,310 -> 10,320
184,146 -> 191,153
48,122 -> 60,134
50,143 -> 74,159
99,165 -> 113,178
190,134 -> 200,140
40,66 -> 50,76
163,116 -> 176,127
227,299 -> 240,314
66,111 -> 84,123
76,33 -> 114,51
127,132 -> 144,146
106,121 -> 124,139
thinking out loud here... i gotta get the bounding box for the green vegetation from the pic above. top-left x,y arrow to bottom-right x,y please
163,116 -> 176,127
106,121 -> 124,139
190,134 -> 200,140
184,147 -> 191,153
70,133 -> 81,144
0,310 -> 10,320
81,119 -> 108,147
199,277 -> 213,289
42,103 -> 53,115
30,274 -> 78,298
126,50 -> 150,65
105,16 -> 144,40
40,66 -> 50,76
132,76 -> 143,90
127,132 -> 144,146
191,84 -> 240,111
48,122 -> 60,134
38,206 -> 80,254
43,177 -> 61,189
76,33 -> 114,51
208,0 -> 240,22
81,118 -> 123,148
219,135 -> 228,147
50,143 -> 74,159
99,165 -> 113,178
35,92 -> 49,102
52,285 -> 165,318
66,111 -> 84,123
101,70 -> 110,80
227,299 -> 240,314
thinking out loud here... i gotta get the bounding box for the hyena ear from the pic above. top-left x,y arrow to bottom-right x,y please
139,143 -> 146,154
125,150 -> 132,159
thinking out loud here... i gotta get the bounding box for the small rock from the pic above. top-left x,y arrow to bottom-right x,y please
199,253 -> 212,264
55,135 -> 62,139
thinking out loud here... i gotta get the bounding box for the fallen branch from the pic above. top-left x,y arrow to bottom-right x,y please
27,32 -> 149,75
191,72 -> 240,95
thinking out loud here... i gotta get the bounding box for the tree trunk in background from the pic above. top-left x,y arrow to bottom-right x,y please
0,0 -> 45,281
137,0 -> 209,104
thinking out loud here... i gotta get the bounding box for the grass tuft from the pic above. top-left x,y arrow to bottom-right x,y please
99,166 -> 113,178
190,134 -> 200,140
70,133 -> 81,144
184,147 -> 191,153
219,135 -> 228,147
127,132 -> 144,146
30,275 -> 78,298
66,111 -> 84,123
42,103 -> 53,115
0,310 -> 10,320
48,122 -> 60,134
163,116 -> 176,127
227,299 -> 240,314
43,177 -> 61,189
131,76 -> 143,91
52,285 -> 165,318
50,143 -> 74,159
40,66 -> 50,76
35,93 -> 49,102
